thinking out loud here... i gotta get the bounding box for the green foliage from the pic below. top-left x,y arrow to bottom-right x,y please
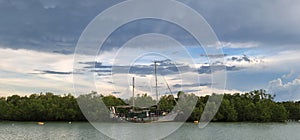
215,99 -> 237,121
103,95 -> 126,107
193,89 -> 289,122
282,101 -> 300,121
0,97 -> 8,119
0,89 -> 295,122
77,92 -> 111,122
174,92 -> 198,121
255,100 -> 272,122
159,95 -> 176,112
271,103 -> 288,122
0,93 -> 85,121
127,93 -> 156,108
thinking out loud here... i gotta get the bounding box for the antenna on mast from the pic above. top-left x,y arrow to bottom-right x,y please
132,77 -> 135,111
154,61 -> 159,110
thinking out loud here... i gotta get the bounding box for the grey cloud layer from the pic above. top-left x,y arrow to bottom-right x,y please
79,59 -> 240,77
0,0 -> 299,54
0,0 -> 121,53
182,0 -> 300,46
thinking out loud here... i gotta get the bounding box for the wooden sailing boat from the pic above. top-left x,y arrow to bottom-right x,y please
110,61 -> 178,122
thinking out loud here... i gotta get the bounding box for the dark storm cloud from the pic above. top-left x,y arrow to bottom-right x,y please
1,0 -> 299,54
33,70 -> 72,75
199,54 -> 228,58
99,18 -> 200,53
111,91 -> 121,94
79,61 -> 112,69
98,60 -> 184,76
0,0 -> 122,53
173,83 -> 211,88
197,65 -> 240,74
81,59 -> 242,77
230,55 -> 251,62
180,0 -> 300,46
227,55 -> 263,63
79,60 -> 186,76
0,0 -> 200,54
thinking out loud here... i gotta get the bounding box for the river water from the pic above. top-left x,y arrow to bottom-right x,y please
0,122 -> 299,140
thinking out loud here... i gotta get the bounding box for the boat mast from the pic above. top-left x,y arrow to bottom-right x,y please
154,61 -> 159,110
132,77 -> 135,111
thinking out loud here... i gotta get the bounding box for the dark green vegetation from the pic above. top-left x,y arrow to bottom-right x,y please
0,90 -> 299,122
0,93 -> 85,121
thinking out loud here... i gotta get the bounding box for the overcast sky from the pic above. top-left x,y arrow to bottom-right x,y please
0,0 -> 300,101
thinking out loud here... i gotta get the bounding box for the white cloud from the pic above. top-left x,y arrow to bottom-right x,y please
222,41 -> 259,49
0,48 -> 73,74
2,45 -> 291,99
262,50 -> 300,73
268,77 -> 300,101
282,70 -> 295,79
0,48 -> 77,96
0,46 -> 244,100
0,47 -> 211,97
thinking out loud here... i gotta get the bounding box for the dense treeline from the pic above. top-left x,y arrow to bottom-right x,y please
0,93 -> 86,121
189,90 -> 290,122
0,90 -> 299,122
159,90 -> 292,122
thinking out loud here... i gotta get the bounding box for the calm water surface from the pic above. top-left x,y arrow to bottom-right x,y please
0,122 -> 299,140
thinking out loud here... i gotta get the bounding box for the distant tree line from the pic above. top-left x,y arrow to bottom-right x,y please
188,90 -> 292,122
0,93 -> 86,121
0,90 -> 299,122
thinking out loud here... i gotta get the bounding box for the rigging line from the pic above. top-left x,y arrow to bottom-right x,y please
162,76 -> 179,105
